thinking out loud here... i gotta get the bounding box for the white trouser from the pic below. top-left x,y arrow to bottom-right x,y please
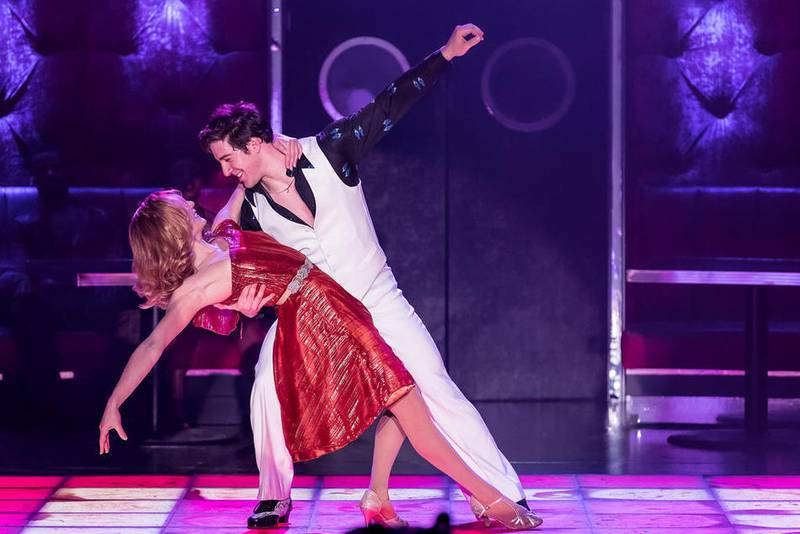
250,265 -> 525,501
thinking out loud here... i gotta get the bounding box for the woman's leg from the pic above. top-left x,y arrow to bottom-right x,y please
369,413 -> 405,500
388,388 -> 501,506
388,388 -> 539,528
367,413 -> 406,519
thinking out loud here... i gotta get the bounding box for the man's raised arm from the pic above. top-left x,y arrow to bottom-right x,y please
316,23 -> 484,185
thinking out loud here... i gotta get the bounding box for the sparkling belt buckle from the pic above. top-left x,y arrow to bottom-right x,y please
286,258 -> 313,296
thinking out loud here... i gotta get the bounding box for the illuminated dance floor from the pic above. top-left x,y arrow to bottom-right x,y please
2,474 -> 800,533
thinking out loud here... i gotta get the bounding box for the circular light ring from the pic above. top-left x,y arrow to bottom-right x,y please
481,37 -> 575,132
318,36 -> 410,121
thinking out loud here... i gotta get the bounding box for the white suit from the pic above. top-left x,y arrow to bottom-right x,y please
248,136 -> 524,502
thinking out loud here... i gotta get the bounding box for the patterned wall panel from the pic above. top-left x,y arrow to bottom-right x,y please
624,0 -> 800,370
0,0 -> 270,186
627,0 -> 800,267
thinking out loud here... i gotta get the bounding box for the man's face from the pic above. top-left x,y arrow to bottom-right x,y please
209,138 -> 263,189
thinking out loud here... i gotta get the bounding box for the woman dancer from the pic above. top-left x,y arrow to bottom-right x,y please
98,187 -> 541,529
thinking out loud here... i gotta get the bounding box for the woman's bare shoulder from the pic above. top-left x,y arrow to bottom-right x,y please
173,254 -> 232,307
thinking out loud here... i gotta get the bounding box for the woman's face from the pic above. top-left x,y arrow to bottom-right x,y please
171,195 -> 206,238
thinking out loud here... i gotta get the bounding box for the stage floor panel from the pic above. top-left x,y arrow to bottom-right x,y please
1,475 -> 800,532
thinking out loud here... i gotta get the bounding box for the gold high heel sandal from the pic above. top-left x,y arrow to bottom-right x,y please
469,495 -> 543,530
359,489 -> 408,528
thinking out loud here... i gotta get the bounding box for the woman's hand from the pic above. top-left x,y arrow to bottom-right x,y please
272,134 -> 303,172
99,403 -> 128,455
440,23 -> 485,61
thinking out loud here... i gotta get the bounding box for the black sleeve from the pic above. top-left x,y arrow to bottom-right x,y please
316,50 -> 450,185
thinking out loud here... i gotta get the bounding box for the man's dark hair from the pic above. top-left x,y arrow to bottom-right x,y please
198,101 -> 273,153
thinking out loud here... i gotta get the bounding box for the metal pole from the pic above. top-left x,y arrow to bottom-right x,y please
270,0 -> 283,133
745,286 -> 768,437
151,307 -> 159,434
607,0 -> 626,428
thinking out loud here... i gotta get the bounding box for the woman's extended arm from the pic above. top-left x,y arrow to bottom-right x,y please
99,269 -> 229,454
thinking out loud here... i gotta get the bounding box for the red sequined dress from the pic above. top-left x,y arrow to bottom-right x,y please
192,220 -> 414,461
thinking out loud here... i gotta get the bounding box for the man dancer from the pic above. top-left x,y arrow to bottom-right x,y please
199,24 -> 529,528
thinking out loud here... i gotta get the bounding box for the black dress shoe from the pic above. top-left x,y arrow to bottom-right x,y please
247,498 -> 292,529
516,498 -> 531,511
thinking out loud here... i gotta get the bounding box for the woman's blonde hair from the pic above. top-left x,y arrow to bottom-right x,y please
129,189 -> 195,309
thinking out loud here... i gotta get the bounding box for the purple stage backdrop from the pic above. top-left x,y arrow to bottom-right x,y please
1,1 -> 610,402
285,0 -> 611,400
0,0 -> 271,186
624,0 -> 800,375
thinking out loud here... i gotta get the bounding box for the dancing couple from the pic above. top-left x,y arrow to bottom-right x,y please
99,23 -> 541,530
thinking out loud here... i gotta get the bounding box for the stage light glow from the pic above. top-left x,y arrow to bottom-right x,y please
0,489 -> 52,500
520,489 -> 581,501
21,529 -> 161,534
0,476 -> 61,488
591,512 -> 727,529
481,38 -> 574,132
729,513 -> 800,528
41,499 -> 175,513
26,512 -> 168,527
52,488 -> 182,500
586,488 -> 714,501
189,487 -> 313,501
320,487 -> 445,501
579,475 -> 707,488
63,475 -> 188,488
318,37 -> 409,121
4,475 -> 800,531
715,488 -> 800,501
586,499 -> 719,514
0,500 -> 42,513
721,500 -> 800,511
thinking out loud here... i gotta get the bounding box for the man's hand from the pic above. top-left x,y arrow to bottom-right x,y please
99,403 -> 127,455
272,134 -> 303,172
214,283 -> 276,318
440,23 -> 484,61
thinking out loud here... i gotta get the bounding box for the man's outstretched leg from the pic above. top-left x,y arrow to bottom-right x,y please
248,322 -> 294,528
